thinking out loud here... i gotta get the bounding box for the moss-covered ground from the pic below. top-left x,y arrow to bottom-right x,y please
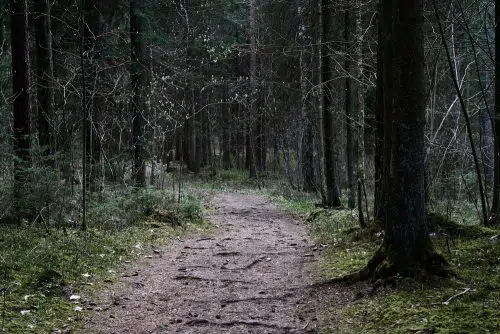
0,186 -> 208,333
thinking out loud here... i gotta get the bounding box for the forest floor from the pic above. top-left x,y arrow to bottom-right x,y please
83,191 -> 352,333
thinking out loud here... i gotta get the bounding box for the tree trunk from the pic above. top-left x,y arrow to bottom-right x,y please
354,1 -> 366,227
373,4 -> 384,223
83,0 -> 102,188
222,104 -> 232,170
345,10 -> 355,209
130,0 -> 149,186
297,0 -> 315,192
381,0 -> 394,225
34,0 -> 54,161
364,0 -> 449,279
321,0 -> 341,207
248,0 -> 258,178
11,0 -> 31,218
489,0 -> 500,225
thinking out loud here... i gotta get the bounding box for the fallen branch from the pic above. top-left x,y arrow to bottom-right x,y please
442,288 -> 471,305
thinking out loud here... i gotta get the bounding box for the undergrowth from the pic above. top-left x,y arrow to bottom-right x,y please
0,186 -> 207,333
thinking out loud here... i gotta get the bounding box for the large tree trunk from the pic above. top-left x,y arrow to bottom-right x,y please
385,0 -> 429,268
130,0 -> 149,186
321,0 -> 341,207
34,0 -> 54,160
11,0 -> 31,218
365,0 -> 449,279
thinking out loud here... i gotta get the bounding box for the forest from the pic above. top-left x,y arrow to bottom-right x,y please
1,0 -> 499,333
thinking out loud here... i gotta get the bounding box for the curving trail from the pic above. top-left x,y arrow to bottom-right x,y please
85,192 -> 322,333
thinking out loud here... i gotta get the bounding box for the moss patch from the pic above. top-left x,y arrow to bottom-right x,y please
311,214 -> 500,333
0,188 -> 209,333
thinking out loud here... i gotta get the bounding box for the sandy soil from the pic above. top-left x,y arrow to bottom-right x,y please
84,192 -> 332,333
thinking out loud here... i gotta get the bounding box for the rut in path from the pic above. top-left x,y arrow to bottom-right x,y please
85,192 -> 322,333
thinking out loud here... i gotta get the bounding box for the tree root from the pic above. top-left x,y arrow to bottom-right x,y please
185,318 -> 293,331
312,245 -> 456,292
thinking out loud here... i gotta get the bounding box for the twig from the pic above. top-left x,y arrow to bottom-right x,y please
442,288 -> 471,305
302,321 -> 310,330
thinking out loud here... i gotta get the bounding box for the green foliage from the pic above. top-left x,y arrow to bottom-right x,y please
0,186 -> 207,333
87,186 -> 204,228
190,168 -> 264,192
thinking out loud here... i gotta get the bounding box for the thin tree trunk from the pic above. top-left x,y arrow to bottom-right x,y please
373,5 -> 384,222
321,0 -> 341,207
248,0 -> 258,178
355,1 -> 366,227
34,0 -> 54,161
130,0 -> 149,186
432,0 -> 488,225
345,9 -> 355,209
11,0 -> 31,219
222,103 -> 232,170
490,0 -> 500,225
83,0 -> 102,188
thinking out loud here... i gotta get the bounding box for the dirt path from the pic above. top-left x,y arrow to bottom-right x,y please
85,192 -> 322,333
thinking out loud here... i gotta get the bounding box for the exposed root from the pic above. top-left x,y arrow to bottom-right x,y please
185,318 -> 293,331
173,275 -> 251,284
216,251 -> 241,256
312,245 -> 456,290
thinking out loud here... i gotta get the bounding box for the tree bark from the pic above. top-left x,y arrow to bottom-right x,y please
83,0 -> 102,188
321,0 -> 341,207
489,0 -> 500,225
130,0 -> 149,186
345,9 -> 355,209
354,1 -> 366,227
367,0 -> 449,278
11,0 -> 31,218
373,4 -> 385,223
34,0 -> 54,160
222,103 -> 232,170
248,0 -> 258,178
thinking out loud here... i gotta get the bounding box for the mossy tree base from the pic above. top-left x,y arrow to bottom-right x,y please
363,244 -> 454,281
317,242 -> 455,290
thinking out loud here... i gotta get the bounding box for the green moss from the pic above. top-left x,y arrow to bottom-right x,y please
315,227 -> 500,333
0,187 -> 209,333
